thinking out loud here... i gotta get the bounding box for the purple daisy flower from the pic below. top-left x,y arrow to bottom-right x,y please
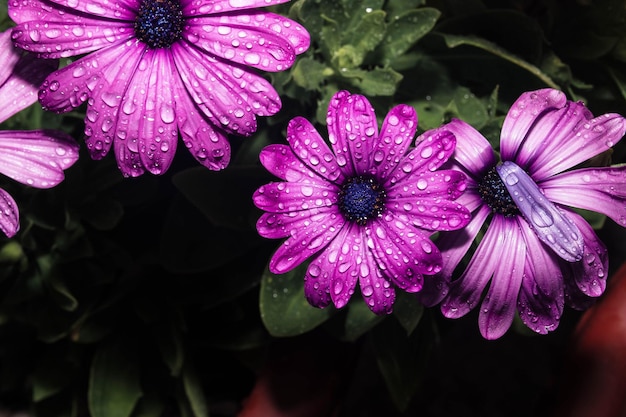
420,88 -> 626,339
252,90 -> 471,314
0,29 -> 79,237
8,0 -> 310,177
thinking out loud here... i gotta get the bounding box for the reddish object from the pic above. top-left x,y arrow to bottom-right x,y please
553,261 -> 626,417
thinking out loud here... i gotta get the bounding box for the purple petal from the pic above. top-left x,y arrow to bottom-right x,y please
10,0 -> 136,24
367,214 -> 442,291
304,258 -> 332,309
478,217 -> 526,340
385,129 -> 456,187
497,161 -> 584,262
388,197 -> 470,232
137,52 -> 179,175
0,30 -> 24,86
256,207 -> 340,239
526,106 -> 626,180
441,215 -> 513,319
431,118 -> 496,178
268,213 -> 345,274
83,43 -> 144,161
0,32 -> 58,123
37,43 -> 135,113
185,11 -> 309,71
326,91 -> 378,176
500,88 -> 567,162
389,168 -> 468,205
172,43 -> 258,136
175,86 -> 232,172
0,130 -> 79,188
328,223 -> 362,309
0,189 -> 20,237
516,222 -> 564,334
436,204 -> 491,280
258,144 -> 330,186
558,209 -> 608,299
181,0 -> 292,15
414,273 -> 449,307
286,116 -> 345,184
369,104 -> 417,181
253,181 -> 339,213
542,167 -> 626,228
210,59 -> 282,117
12,18 -> 132,59
359,245 -> 396,315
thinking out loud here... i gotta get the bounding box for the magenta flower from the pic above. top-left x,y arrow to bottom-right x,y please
9,0 -> 310,177
0,29 -> 79,237
253,90 -> 471,314
421,88 -> 626,339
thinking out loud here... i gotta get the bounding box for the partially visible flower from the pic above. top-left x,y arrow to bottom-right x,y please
0,29 -> 79,237
253,90 -> 470,314
9,0 -> 310,177
420,88 -> 626,339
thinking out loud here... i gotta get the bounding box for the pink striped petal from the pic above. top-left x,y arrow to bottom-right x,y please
181,0 -> 291,15
258,144 -> 330,186
185,11 -> 309,71
478,217 -> 526,340
390,198 -> 470,232
358,244 -> 395,314
0,130 -> 79,188
253,181 -> 338,213
0,189 -> 19,238
256,207 -> 341,239
328,223 -> 362,309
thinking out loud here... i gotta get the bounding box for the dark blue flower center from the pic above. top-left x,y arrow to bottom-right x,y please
134,0 -> 184,49
338,176 -> 386,225
478,166 -> 519,217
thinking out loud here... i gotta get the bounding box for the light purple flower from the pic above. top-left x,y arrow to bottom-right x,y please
253,90 -> 471,314
9,0 -> 310,177
0,29 -> 79,237
420,88 -> 626,339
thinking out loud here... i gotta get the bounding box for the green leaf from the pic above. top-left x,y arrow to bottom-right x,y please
392,292 -> 424,336
155,318 -> 185,377
291,57 -> 333,91
378,8 -> 440,65
88,339 -> 143,417
341,67 -> 404,96
335,10 -> 386,68
371,316 -> 436,411
259,262 -> 335,337
182,363 -> 209,417
333,300 -> 386,342
440,33 -> 560,89
449,86 -> 490,129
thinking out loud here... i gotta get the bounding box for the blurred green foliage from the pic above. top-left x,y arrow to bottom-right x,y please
1,1 -> 626,416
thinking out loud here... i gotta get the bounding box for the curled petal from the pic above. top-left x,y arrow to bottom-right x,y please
385,129 -> 456,187
497,161 -> 583,262
370,104 -> 417,181
0,130 -> 79,188
186,11 -> 309,71
541,166 -> 626,228
0,189 -> 20,238
500,88 -> 567,162
478,218 -> 526,340
287,117 -> 345,184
